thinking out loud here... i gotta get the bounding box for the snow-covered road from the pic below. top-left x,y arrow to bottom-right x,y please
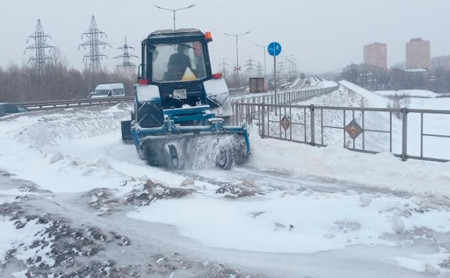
1,92 -> 450,277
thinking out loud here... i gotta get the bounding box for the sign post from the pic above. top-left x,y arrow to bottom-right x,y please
268,42 -> 282,114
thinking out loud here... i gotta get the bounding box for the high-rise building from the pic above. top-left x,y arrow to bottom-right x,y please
363,43 -> 387,70
432,55 -> 450,71
406,38 -> 431,70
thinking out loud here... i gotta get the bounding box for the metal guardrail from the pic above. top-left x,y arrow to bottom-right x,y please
20,96 -> 134,111
232,96 -> 450,162
231,85 -> 340,106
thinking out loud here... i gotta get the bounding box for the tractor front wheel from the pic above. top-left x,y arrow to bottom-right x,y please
165,143 -> 185,170
215,145 -> 233,170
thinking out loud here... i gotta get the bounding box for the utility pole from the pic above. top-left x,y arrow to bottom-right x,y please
114,37 -> 139,72
277,60 -> 285,78
224,31 -> 250,88
25,19 -> 54,72
219,59 -> 229,78
154,5 -> 196,30
79,16 -> 110,73
255,44 -> 267,78
284,55 -> 293,79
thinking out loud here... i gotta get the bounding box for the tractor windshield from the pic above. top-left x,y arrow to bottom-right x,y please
151,41 -> 207,82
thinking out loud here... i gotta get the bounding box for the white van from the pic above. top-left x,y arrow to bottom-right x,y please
90,83 -> 126,98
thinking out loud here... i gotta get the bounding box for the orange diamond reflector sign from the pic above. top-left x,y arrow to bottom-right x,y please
345,119 -> 362,139
281,116 -> 291,131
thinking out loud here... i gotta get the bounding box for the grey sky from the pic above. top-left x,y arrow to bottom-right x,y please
1,0 -> 449,73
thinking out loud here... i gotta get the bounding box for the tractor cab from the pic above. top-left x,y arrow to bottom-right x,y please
134,29 -> 232,129
138,29 -> 215,109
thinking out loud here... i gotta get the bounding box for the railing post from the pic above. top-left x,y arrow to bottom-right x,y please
261,104 -> 266,138
310,104 -> 315,145
401,107 -> 408,161
232,103 -> 236,125
235,103 -> 240,125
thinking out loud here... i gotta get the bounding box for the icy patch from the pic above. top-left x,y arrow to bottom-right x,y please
392,249 -> 450,276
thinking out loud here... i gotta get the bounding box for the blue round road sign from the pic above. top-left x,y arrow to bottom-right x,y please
268,42 -> 282,56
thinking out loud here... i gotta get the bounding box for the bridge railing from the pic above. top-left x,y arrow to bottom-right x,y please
232,101 -> 450,163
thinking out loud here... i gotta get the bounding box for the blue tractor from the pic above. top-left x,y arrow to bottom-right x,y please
121,29 -> 250,169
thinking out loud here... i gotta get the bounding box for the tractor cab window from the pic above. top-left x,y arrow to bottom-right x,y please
151,41 -> 207,82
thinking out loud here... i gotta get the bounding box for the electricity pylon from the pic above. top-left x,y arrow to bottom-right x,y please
25,19 -> 54,72
114,37 -> 138,71
79,16 -> 110,72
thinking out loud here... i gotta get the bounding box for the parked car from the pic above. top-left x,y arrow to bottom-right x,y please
90,83 -> 126,98
0,103 -> 29,118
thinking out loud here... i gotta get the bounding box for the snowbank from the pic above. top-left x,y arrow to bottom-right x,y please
339,80 -> 390,107
249,129 -> 450,197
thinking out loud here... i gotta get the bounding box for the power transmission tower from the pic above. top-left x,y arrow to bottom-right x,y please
79,16 -> 110,72
277,60 -> 285,77
256,62 -> 263,77
218,59 -> 229,78
245,57 -> 255,72
25,19 -> 54,72
114,37 -> 138,71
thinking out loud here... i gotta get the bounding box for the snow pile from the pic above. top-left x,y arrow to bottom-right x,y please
0,104 -> 135,193
339,80 -> 390,107
302,82 -> 383,107
289,77 -> 301,88
249,127 -> 450,196
310,80 -> 339,89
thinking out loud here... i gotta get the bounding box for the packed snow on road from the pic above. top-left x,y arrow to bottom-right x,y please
1,81 -> 450,278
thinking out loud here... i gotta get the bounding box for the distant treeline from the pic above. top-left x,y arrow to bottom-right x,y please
339,63 -> 450,93
0,56 -> 136,103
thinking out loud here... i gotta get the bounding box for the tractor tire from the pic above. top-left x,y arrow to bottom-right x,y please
165,143 -> 185,170
233,142 -> 248,165
215,145 -> 233,170
144,143 -> 160,166
137,146 -> 145,160
121,120 -> 133,143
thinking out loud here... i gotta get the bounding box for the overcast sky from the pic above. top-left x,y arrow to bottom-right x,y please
1,0 -> 449,74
